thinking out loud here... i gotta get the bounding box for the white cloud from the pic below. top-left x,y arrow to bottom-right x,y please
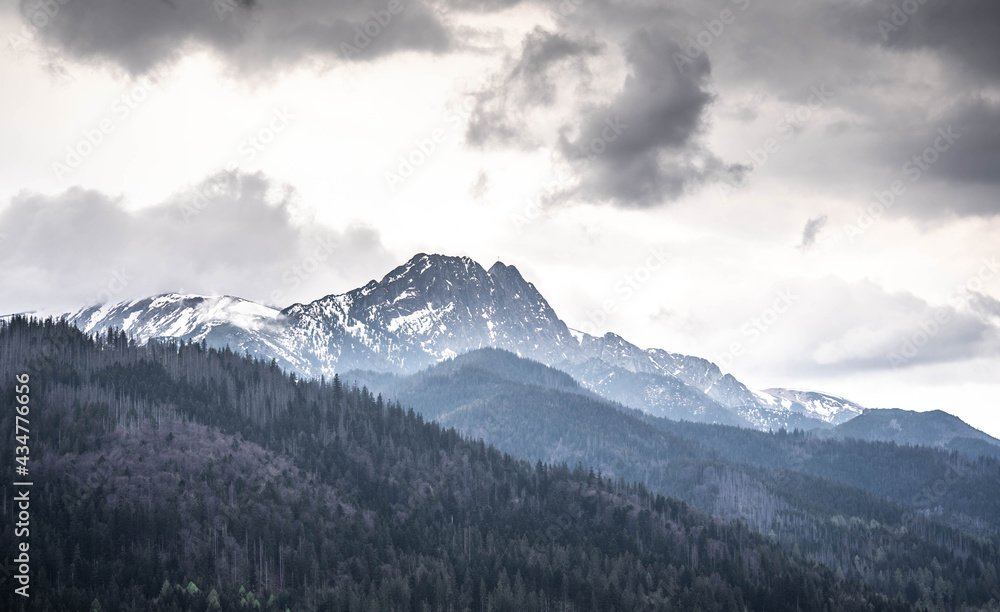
0,172 -> 393,314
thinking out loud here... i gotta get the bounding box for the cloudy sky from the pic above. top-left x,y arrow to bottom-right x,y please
2,0 -> 999,434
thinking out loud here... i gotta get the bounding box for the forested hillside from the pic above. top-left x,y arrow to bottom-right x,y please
347,348 -> 1000,610
0,317 -> 920,610
643,417 -> 1000,533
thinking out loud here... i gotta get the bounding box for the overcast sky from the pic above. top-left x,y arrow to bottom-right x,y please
2,0 -> 999,434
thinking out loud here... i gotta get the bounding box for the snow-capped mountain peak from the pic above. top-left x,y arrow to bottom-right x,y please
753,388 -> 866,425
275,253 -> 579,375
69,293 -> 280,342
61,253 -> 865,432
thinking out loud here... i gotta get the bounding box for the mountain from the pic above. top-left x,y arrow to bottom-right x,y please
754,388 -> 866,426
563,331 -> 823,430
69,293 -> 281,341
65,293 -> 309,369
278,254 -> 581,374
342,348 -> 714,489
824,408 -> 1000,457
555,357 -> 748,426
63,253 -> 858,431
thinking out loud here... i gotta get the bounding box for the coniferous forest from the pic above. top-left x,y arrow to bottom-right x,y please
1,317 -> 999,610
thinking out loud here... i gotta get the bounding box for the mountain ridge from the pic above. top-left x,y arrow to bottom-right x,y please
59,252 -> 916,433
821,407 -> 1000,456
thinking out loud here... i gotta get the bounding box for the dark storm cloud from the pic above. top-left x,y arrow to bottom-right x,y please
834,0 -> 1000,81
799,215 -> 828,250
856,96 -> 1000,218
0,172 -> 392,314
508,27 -> 603,105
466,27 -> 602,147
557,28 -> 746,207
17,0 -> 1000,217
920,98 -> 1000,187
16,0 -> 450,74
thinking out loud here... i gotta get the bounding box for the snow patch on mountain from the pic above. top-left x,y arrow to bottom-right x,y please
69,293 -> 280,342
756,388 -> 866,425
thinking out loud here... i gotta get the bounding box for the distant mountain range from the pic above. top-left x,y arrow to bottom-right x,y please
61,253 -> 988,443
342,347 -> 1000,537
